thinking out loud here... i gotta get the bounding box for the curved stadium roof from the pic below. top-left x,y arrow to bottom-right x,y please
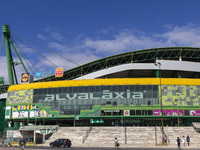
35,47 -> 200,82
2,47 -> 200,92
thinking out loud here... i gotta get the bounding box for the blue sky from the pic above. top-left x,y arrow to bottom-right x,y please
1,0 -> 200,83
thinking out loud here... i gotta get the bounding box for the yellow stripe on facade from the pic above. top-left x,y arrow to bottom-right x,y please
8,78 -> 200,91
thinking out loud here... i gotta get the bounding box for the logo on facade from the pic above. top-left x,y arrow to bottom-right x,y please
55,68 -> 63,77
36,70 -> 52,78
124,110 -> 130,116
21,73 -> 30,83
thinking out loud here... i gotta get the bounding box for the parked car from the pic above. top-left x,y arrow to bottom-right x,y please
50,138 -> 71,147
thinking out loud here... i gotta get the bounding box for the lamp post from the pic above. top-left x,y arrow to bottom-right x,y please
154,62 -> 164,144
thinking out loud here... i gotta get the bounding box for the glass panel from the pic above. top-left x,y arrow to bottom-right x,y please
118,85 -> 123,92
136,110 -> 141,115
38,89 -> 42,94
43,88 -> 48,94
130,110 -> 135,115
63,87 -> 67,93
95,86 -> 100,92
58,88 -> 62,93
148,110 -> 153,115
135,85 -> 140,92
84,86 -> 89,92
52,88 -> 57,94
79,86 -> 83,92
68,87 -> 72,93
73,87 -> 78,93
124,85 -> 129,91
48,88 -> 53,94
101,86 -> 107,91
130,85 -> 135,91
106,112 -> 111,116
90,86 -> 95,92
142,110 -> 147,115
33,89 -> 38,95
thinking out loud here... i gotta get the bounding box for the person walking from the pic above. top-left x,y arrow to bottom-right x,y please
177,137 -> 181,150
182,135 -> 185,146
20,138 -> 25,150
186,135 -> 190,146
164,135 -> 167,144
115,138 -> 119,149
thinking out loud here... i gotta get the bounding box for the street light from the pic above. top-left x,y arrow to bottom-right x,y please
154,62 -> 164,144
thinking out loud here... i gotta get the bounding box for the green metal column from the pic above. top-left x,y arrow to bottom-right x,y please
156,70 -> 159,78
178,71 -> 182,78
3,25 -> 19,129
2,25 -> 14,86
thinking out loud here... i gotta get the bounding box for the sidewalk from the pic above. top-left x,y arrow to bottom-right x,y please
41,143 -> 200,149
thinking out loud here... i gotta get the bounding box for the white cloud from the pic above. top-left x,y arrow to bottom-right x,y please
50,32 -> 63,41
159,24 -> 200,47
2,24 -> 200,85
37,34 -> 47,40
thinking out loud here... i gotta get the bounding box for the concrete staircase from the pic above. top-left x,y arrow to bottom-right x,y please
41,126 -> 200,147
43,127 -> 90,146
163,127 -> 200,146
85,127 -> 125,145
126,127 -> 158,145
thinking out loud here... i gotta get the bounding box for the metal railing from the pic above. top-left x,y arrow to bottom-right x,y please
82,126 -> 92,143
125,126 -> 127,144
159,126 -> 170,144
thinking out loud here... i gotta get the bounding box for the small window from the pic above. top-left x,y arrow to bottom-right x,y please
52,88 -> 57,94
63,87 -> 67,93
113,111 -> 118,116
118,85 -> 123,92
130,110 -> 135,115
107,112 -> 111,116
79,87 -> 83,92
148,110 -> 153,115
68,87 -> 72,93
101,111 -> 105,116
142,110 -> 147,115
136,110 -> 141,115
58,88 -> 62,93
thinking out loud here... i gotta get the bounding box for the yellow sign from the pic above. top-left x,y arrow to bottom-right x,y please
55,68 -> 63,77
21,73 -> 29,83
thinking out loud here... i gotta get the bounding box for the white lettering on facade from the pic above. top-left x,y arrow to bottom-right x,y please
44,90 -> 144,101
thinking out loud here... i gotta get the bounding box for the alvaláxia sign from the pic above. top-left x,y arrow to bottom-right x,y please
44,90 -> 143,101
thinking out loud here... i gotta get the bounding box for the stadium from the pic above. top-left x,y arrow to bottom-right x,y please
3,46 -> 200,131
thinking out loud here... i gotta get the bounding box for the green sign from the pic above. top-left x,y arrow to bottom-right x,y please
75,115 -> 79,120
90,119 -> 104,123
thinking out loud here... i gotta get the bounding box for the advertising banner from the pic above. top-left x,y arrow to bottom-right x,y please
5,105 -> 57,119
153,110 -> 184,116
55,68 -> 63,77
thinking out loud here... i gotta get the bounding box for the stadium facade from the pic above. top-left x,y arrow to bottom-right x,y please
4,47 -> 200,128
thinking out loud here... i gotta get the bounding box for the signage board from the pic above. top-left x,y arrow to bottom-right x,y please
55,68 -> 63,77
21,73 -> 30,83
36,70 -> 52,78
90,119 -> 104,123
75,115 -> 79,120
124,110 -> 130,116
154,110 -> 184,116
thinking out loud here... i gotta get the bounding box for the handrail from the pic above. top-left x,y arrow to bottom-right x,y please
159,126 -> 170,143
125,126 -> 127,144
82,126 -> 92,143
